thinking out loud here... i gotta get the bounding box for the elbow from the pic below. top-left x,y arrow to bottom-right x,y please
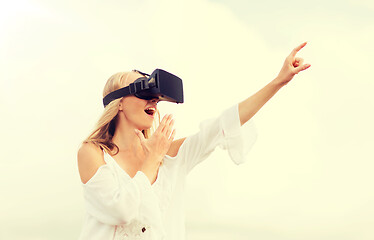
113,212 -> 137,226
117,206 -> 139,225
87,196 -> 141,225
93,203 -> 139,226
106,197 -> 140,225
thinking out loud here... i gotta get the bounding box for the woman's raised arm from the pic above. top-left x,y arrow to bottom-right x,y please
239,42 -> 311,126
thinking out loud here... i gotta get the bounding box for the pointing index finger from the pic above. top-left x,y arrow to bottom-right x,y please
290,42 -> 307,58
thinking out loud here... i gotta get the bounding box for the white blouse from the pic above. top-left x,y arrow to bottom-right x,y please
79,104 -> 257,240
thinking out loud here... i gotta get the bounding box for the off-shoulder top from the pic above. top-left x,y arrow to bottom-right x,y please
78,104 -> 257,240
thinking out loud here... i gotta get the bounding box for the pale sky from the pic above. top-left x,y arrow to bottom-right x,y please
1,0 -> 373,239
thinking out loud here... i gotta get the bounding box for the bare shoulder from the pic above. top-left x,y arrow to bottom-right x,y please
167,137 -> 187,157
77,142 -> 106,184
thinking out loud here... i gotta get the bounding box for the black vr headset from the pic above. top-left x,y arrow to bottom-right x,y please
103,69 -> 184,107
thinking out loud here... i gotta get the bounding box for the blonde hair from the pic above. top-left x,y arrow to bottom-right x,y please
83,71 -> 160,156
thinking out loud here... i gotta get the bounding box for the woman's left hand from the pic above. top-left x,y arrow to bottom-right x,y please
275,42 -> 311,86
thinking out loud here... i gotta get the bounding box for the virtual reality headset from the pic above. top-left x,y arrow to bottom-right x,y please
103,69 -> 184,107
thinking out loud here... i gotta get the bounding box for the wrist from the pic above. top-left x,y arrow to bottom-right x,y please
141,155 -> 162,171
271,77 -> 288,88
145,153 -> 164,164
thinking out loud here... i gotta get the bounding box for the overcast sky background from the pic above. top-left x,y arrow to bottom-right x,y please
1,0 -> 373,239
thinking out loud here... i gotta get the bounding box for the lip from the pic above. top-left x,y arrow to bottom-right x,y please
144,105 -> 157,118
144,111 -> 155,119
144,104 -> 157,111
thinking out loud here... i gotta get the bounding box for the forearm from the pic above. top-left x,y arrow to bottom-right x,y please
238,78 -> 285,126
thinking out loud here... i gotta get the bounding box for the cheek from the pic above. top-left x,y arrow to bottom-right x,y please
122,98 -> 146,116
124,105 -> 143,116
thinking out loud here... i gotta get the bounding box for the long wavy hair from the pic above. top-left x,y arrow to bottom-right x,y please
82,70 -> 160,156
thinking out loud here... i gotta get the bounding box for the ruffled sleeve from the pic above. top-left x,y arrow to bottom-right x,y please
82,164 -> 163,229
180,104 -> 258,174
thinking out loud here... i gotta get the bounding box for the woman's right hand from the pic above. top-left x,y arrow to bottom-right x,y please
135,114 -> 176,183
274,42 -> 311,86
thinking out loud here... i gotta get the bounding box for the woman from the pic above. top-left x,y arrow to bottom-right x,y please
77,42 -> 311,240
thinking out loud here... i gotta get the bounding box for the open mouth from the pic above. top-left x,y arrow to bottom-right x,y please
144,107 -> 156,116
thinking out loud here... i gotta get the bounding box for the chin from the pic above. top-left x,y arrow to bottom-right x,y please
137,113 -> 156,131
139,122 -> 153,131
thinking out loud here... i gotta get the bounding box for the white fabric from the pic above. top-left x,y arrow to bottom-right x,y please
79,104 -> 257,240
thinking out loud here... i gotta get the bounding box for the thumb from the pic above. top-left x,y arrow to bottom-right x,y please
295,63 -> 311,74
135,129 -> 146,144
